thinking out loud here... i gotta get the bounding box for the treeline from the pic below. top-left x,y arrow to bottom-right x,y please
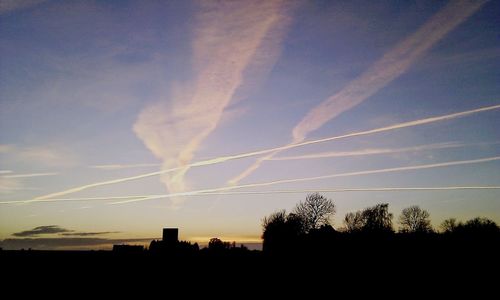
148,237 -> 251,256
262,193 -> 500,254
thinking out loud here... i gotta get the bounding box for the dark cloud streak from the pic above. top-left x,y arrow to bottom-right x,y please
12,225 -> 73,237
60,231 -> 121,237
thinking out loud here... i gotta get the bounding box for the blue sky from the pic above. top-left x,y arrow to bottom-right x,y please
0,0 -> 499,249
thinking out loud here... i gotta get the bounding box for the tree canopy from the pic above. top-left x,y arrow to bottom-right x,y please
343,203 -> 393,234
293,193 -> 336,232
399,206 -> 433,233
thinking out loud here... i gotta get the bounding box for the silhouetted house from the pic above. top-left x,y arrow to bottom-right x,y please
112,244 -> 144,253
163,228 -> 179,247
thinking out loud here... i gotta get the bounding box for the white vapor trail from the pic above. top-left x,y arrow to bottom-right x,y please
2,172 -> 58,178
133,0 -> 292,206
227,0 -> 488,185
89,164 -> 160,170
2,186 -> 499,205
268,142 -> 467,161
26,104 -> 500,202
108,155 -> 500,204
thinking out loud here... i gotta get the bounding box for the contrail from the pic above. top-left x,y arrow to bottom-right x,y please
109,156 -> 500,205
89,164 -> 160,170
133,0 -> 293,206
2,172 -> 58,178
0,195 -> 151,205
183,186 -> 500,195
96,141 -> 496,168
27,104 -> 500,202
268,142 -> 466,161
3,186 -> 499,205
228,0 -> 488,185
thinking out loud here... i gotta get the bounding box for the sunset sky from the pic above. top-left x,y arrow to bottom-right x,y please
1,0 -> 499,250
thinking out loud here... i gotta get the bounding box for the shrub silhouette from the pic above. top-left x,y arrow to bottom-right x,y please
262,210 -> 305,253
208,238 -> 232,251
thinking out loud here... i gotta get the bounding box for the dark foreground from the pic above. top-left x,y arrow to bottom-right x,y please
2,237 -> 498,292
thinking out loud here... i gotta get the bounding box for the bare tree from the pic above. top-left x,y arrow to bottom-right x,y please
399,206 -> 433,233
440,218 -> 458,233
343,203 -> 394,234
344,211 -> 364,233
361,203 -> 393,233
293,193 -> 335,232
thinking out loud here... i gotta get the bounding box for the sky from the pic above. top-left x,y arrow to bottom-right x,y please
0,0 -> 499,250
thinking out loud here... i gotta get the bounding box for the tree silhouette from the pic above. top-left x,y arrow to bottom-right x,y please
399,206 -> 433,233
261,210 -> 305,253
440,218 -> 458,233
208,238 -> 230,251
361,203 -> 393,233
293,193 -> 336,232
455,217 -> 499,236
343,203 -> 393,234
343,211 -> 364,233
440,217 -> 499,236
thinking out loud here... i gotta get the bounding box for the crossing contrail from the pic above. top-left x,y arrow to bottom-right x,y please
2,186 -> 499,205
268,142 -> 470,161
108,156 -> 500,205
227,0 -> 488,185
89,164 -> 160,170
133,0 -> 294,206
26,104 -> 500,202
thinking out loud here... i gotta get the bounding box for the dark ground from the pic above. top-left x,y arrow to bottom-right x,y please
2,237 -> 498,293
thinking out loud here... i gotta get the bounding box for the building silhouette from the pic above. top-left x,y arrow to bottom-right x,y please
163,228 -> 179,247
149,227 -> 180,252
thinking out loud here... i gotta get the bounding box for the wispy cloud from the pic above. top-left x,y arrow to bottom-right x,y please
26,104 -> 500,202
0,145 -> 13,153
0,178 -> 20,194
133,0 -> 293,206
0,168 -> 56,194
0,144 -> 77,167
0,177 -> 41,194
228,0 -> 488,185
0,0 -> 47,14
12,225 -> 72,237
89,164 -> 160,170
2,172 -> 58,178
268,142 -> 492,161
